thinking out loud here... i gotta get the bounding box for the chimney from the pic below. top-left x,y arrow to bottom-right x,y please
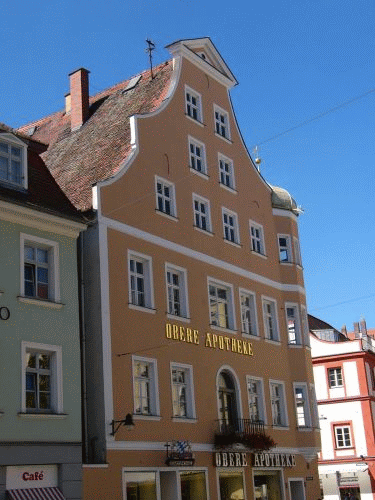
69,68 -> 90,131
353,322 -> 360,339
341,325 -> 347,337
360,317 -> 367,336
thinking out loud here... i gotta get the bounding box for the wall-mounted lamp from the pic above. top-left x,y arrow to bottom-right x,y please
110,413 -> 135,435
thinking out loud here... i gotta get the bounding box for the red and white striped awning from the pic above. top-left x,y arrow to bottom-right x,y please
7,487 -> 65,500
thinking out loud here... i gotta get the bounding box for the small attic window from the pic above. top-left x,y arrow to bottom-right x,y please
27,126 -> 36,136
0,134 -> 27,189
123,75 -> 142,92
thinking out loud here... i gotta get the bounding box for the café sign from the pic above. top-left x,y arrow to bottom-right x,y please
6,465 -> 58,490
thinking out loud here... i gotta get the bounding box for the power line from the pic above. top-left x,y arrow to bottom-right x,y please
310,292 -> 375,312
253,88 -> 375,148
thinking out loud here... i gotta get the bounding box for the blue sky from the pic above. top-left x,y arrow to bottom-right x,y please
2,0 -> 374,331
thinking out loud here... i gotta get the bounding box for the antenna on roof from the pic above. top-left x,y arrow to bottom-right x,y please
145,39 -> 156,80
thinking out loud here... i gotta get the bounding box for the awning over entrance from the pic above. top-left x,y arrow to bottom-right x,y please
7,487 -> 65,500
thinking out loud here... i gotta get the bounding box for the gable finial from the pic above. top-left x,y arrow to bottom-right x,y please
145,39 -> 156,80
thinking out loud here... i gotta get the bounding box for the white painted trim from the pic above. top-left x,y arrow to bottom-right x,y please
0,200 -> 86,238
192,193 -> 212,233
222,206 -> 240,245
20,341 -> 63,414
207,276 -> 237,331
170,361 -> 196,419
269,378 -> 289,428
82,464 -> 109,469
132,355 -> 160,417
213,103 -> 231,141
218,152 -> 236,191
246,375 -> 267,425
277,233 -> 293,264
102,216 -> 305,294
17,412 -> 67,420
17,296 -> 64,309
272,208 -> 299,222
20,233 -> 60,302
249,219 -> 266,257
188,135 -> 207,175
155,175 -> 177,218
185,84 -> 203,123
127,249 -> 155,309
239,287 -> 259,338
262,295 -> 280,342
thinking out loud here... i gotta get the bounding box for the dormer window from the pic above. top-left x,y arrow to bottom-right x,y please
0,134 -> 27,189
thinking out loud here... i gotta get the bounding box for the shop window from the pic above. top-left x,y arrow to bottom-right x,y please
254,471 -> 283,500
218,471 -> 245,500
180,471 -> 207,500
124,471 -> 157,500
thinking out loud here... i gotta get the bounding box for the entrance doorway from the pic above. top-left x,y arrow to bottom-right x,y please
289,479 -> 305,500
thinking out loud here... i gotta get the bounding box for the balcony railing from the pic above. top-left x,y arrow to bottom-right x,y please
215,419 -> 276,451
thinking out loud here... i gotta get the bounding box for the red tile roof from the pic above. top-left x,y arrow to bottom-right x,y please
18,61 -> 173,212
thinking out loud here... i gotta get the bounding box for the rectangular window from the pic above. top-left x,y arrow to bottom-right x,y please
278,234 -> 292,263
21,341 -> 63,414
166,264 -> 189,319
294,384 -> 310,428
128,251 -> 154,310
155,177 -> 176,217
270,381 -> 287,427
0,136 -> 26,188
20,234 -> 59,302
218,154 -> 235,190
222,208 -> 239,244
328,367 -> 343,388
285,303 -> 301,345
240,289 -> 257,336
189,137 -> 206,175
247,377 -> 265,422
185,86 -> 202,122
133,357 -> 159,416
262,297 -> 279,341
208,279 -> 235,330
193,194 -> 211,232
214,105 -> 230,140
334,425 -> 352,448
250,221 -> 265,255
124,471 -> 157,500
171,363 -> 195,419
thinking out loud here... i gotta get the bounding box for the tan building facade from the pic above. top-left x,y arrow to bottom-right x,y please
19,37 -> 320,500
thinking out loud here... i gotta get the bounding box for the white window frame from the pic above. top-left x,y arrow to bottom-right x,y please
218,153 -> 235,191
269,380 -> 288,428
20,233 -> 60,303
262,296 -> 279,342
239,288 -> 258,337
170,362 -> 196,420
249,221 -> 266,256
0,133 -> 27,189
285,303 -> 302,345
293,236 -> 302,266
328,367 -> 343,388
165,263 -> 189,320
192,194 -> 212,233
246,376 -> 266,423
155,176 -> 177,218
188,136 -> 207,176
128,250 -> 155,311
278,234 -> 292,263
208,278 -> 236,331
214,104 -> 231,140
334,425 -> 352,448
222,207 -> 240,245
21,341 -> 63,414
132,356 -> 160,418
185,85 -> 203,123
293,382 -> 311,429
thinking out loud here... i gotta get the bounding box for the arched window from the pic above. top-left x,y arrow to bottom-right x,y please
218,371 -> 238,432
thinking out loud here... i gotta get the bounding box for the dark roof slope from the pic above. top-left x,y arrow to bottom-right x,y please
0,125 -> 84,222
18,61 -> 173,211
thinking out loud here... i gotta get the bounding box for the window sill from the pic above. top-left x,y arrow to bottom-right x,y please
17,296 -> 64,309
172,417 -> 197,423
82,464 -> 109,469
335,446 -> 354,451
250,250 -> 267,260
223,238 -> 241,248
214,132 -> 232,144
264,338 -> 281,346
128,304 -> 156,314
279,261 -> 293,266
17,412 -> 68,420
155,210 -> 178,222
210,325 -> 237,335
167,313 -> 190,324
288,343 -> 303,348
272,424 -> 289,431
185,114 -> 205,127
219,183 -> 237,194
242,332 -> 260,340
133,414 -> 161,421
297,426 -> 313,432
193,226 -> 214,237
189,167 -> 209,180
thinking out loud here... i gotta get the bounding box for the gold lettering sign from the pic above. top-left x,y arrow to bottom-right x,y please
165,323 -> 254,357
